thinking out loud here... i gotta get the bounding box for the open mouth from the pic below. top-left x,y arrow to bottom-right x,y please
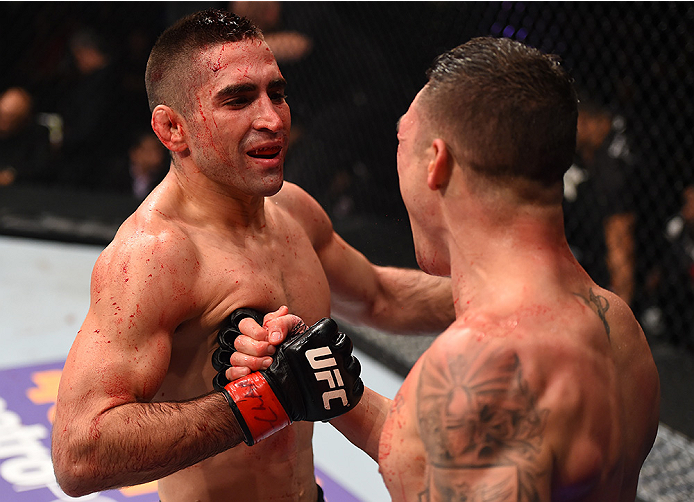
247,146 -> 282,159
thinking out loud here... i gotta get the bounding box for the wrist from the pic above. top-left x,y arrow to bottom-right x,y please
221,372 -> 291,446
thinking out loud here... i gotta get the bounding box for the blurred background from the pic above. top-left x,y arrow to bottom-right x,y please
1,0 -> 693,425
0,2 -> 693,500
2,2 -> 694,348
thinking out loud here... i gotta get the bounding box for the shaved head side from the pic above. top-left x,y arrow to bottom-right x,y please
420,37 -> 578,188
145,9 -> 262,116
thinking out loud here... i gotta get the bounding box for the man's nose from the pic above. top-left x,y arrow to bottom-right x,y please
254,97 -> 284,132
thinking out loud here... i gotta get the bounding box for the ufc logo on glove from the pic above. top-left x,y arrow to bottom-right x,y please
305,347 -> 349,410
214,310 -> 364,445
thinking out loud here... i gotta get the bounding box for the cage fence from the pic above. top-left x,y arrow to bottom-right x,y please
1,1 -> 693,346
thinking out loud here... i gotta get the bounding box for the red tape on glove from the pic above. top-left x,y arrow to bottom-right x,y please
224,372 -> 292,444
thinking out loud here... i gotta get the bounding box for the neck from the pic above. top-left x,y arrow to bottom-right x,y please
446,201 -> 577,318
160,166 -> 269,230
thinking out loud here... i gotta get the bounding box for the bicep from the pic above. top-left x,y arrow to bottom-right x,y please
60,311 -> 172,409
318,232 -> 455,333
56,249 -> 188,423
317,230 -> 381,311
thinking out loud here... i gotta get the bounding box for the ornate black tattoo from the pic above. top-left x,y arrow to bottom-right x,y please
574,288 -> 611,340
417,344 -> 549,501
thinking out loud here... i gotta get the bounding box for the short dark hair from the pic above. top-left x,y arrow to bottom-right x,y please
421,37 -> 578,187
145,9 -> 262,114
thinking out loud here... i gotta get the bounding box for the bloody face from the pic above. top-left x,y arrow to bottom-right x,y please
182,38 -> 291,197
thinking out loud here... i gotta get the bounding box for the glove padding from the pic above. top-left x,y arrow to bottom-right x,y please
214,311 -> 364,446
212,308 -> 265,390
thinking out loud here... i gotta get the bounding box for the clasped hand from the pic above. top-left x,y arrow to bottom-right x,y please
225,306 -> 305,381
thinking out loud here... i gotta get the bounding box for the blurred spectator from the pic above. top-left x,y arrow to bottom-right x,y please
128,132 -> 168,200
0,87 -> 52,186
563,100 -> 638,305
53,26 -> 126,190
230,2 -> 311,68
118,22 -> 165,130
641,184 -> 694,350
228,1 -> 406,221
105,130 -> 168,201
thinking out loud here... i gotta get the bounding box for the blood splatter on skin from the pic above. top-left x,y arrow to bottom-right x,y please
88,415 -> 102,441
195,95 -> 223,158
211,44 -> 227,73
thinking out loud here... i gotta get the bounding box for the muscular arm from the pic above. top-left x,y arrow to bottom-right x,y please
329,387 -> 391,462
51,234 -> 244,497
326,242 -> 454,335
604,212 -> 635,305
416,334 -> 552,501
274,183 -> 455,334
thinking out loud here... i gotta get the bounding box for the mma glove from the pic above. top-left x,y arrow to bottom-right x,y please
211,307 -> 263,389
212,309 -> 364,446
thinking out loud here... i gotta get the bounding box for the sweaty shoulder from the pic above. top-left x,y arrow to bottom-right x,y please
416,321 -> 554,498
107,201 -> 198,267
269,181 -> 333,249
91,201 -> 201,317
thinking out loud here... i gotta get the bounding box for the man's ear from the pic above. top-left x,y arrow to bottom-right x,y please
427,138 -> 452,191
151,105 -> 187,153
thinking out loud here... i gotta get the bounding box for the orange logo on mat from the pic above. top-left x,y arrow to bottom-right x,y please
26,368 -> 158,497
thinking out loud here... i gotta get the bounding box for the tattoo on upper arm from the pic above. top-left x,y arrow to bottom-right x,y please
417,344 -> 549,501
573,288 -> 611,340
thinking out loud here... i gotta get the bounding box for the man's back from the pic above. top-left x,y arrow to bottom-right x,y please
379,278 -> 659,502
375,34 -> 659,502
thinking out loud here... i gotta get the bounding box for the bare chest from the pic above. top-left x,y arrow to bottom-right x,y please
201,235 -> 329,316
159,225 -> 331,399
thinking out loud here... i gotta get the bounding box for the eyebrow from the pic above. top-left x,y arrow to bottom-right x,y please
214,78 -> 287,102
215,83 -> 256,101
268,78 -> 287,91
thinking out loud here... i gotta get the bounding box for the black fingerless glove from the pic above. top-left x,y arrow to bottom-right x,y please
211,308 -> 265,390
212,309 -> 364,446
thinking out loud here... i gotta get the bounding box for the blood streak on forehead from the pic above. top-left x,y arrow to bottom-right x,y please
210,44 -> 227,73
201,39 -> 274,77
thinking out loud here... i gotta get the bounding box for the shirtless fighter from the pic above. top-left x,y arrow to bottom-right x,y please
243,37 -> 661,501
50,10 -> 454,502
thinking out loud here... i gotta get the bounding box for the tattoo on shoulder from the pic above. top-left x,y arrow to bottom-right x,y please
573,288 -> 611,340
416,344 -> 549,501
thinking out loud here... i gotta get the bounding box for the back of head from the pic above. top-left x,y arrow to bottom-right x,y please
421,37 -> 577,189
145,9 -> 262,116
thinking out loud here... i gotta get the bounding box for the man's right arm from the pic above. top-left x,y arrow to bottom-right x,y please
416,332 -> 554,501
604,212 -> 635,305
272,182 -> 455,335
51,237 -> 246,497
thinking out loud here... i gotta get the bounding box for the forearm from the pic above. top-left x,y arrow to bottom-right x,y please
332,265 -> 454,335
607,251 -> 634,304
52,391 -> 243,497
605,213 -> 635,304
329,387 -> 391,462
